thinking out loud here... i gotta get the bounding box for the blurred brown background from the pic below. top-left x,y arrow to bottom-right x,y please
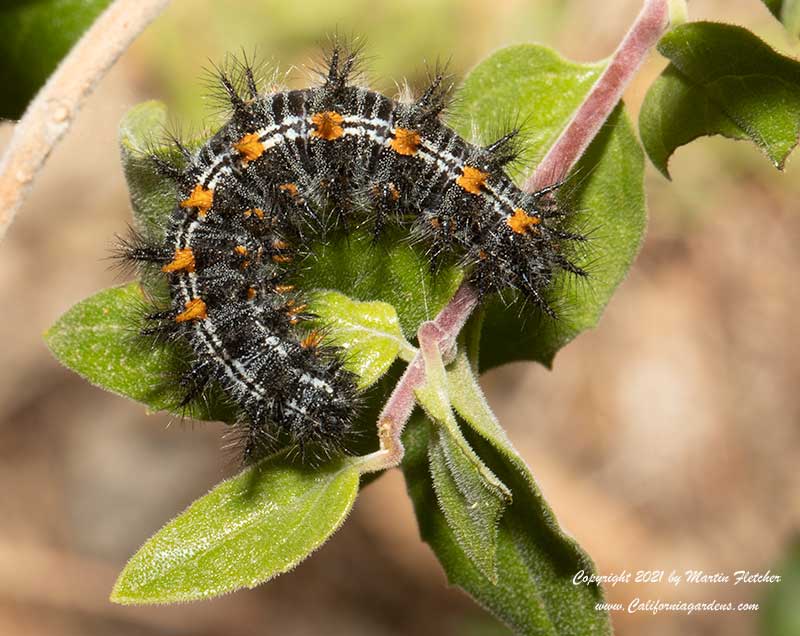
1,1 -> 799,635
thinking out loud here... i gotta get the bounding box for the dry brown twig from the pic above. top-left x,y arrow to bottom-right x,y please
0,0 -> 170,243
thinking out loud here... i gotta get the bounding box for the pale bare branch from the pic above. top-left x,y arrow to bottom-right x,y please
0,0 -> 170,242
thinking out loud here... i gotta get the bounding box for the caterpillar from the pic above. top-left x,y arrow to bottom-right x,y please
121,45 -> 586,463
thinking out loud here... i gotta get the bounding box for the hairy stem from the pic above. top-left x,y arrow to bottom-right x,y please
364,0 -> 671,472
356,286 -> 480,474
0,0 -> 170,243
526,0 -> 670,191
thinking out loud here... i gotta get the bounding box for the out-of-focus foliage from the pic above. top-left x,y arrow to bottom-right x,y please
0,0 -> 112,119
761,538 -> 800,636
762,0 -> 800,37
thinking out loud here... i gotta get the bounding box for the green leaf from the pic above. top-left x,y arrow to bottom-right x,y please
447,347 -> 518,462
307,290 -> 414,389
762,1 -> 800,37
450,45 -> 604,182
43,283 -> 230,421
403,415 -> 609,636
415,337 -> 511,582
111,453 -> 360,604
427,430 -> 509,584
417,340 -> 610,634
0,0 -> 113,119
638,65 -> 748,178
119,101 -> 181,244
761,539 -> 800,636
452,44 -> 645,370
640,22 -> 800,177
297,229 -> 464,339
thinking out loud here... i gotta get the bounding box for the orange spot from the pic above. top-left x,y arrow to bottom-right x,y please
161,248 -> 195,273
390,128 -> 421,156
243,208 -> 265,220
456,166 -> 490,195
300,330 -> 323,349
506,208 -> 541,235
478,249 -> 488,260
247,287 -> 257,300
175,298 -> 207,323
429,217 -> 441,229
272,254 -> 293,263
234,245 -> 248,256
272,238 -> 289,250
388,183 -> 400,201
310,111 -> 345,141
234,133 -> 264,165
287,303 -> 307,316
180,184 -> 214,217
275,284 -> 295,294
279,183 -> 299,197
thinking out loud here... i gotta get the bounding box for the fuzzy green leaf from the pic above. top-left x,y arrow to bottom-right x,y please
640,22 -> 800,177
119,101 -> 182,244
297,230 -> 464,339
427,430 -> 509,584
447,347 -> 518,462
0,0 -> 113,119
414,338 -> 511,582
638,65 -> 748,178
762,0 -> 800,37
43,283 -> 230,421
403,334 -> 609,634
111,453 -> 360,604
451,45 -> 645,370
307,290 -> 414,389
403,413 -> 609,636
449,45 -> 604,181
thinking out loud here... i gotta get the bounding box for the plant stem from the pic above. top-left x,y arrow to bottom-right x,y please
525,0 -> 670,191
363,0 -> 672,472
0,0 -> 170,243
356,287 -> 479,474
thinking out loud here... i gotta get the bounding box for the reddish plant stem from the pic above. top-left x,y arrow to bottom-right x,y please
526,0 -> 669,191
357,287 -> 480,473
360,0 -> 671,473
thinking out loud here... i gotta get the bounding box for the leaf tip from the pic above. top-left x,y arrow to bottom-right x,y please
119,99 -> 169,155
109,575 -> 140,606
655,161 -> 673,180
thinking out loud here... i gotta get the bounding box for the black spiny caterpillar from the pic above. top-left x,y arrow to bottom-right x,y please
120,45 -> 586,463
